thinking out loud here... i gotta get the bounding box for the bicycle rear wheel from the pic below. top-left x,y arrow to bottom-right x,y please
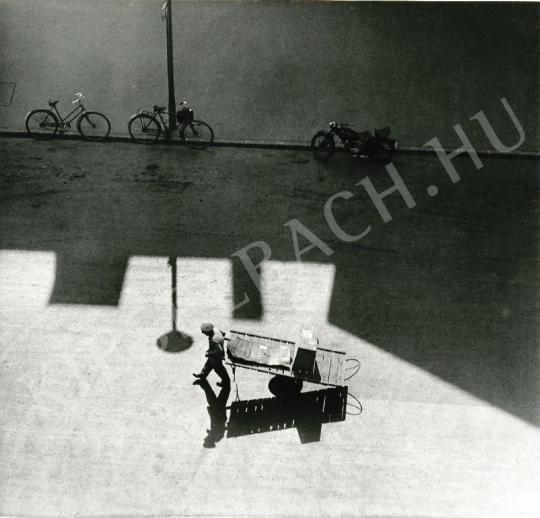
25,109 -> 59,139
179,120 -> 214,149
128,113 -> 161,144
78,111 -> 111,141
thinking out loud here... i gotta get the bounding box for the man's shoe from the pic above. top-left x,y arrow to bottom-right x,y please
192,372 -> 204,379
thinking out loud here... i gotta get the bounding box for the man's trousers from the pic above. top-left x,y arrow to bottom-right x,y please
201,357 -> 230,384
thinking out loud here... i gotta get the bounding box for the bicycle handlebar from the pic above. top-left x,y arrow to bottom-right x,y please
153,100 -> 189,113
72,92 -> 84,104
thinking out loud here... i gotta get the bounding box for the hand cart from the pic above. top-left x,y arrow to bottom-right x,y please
224,329 -> 347,396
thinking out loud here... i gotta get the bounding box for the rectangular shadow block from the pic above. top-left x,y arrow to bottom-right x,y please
292,327 -> 317,375
292,346 -> 316,374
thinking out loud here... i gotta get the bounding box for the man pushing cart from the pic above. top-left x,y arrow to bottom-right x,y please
193,323 -> 356,444
194,324 -> 347,396
193,323 -> 230,387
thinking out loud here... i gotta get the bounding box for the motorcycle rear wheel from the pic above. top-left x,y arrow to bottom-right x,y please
367,137 -> 395,163
311,131 -> 335,160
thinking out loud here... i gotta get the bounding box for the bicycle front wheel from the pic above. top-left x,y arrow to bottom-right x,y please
25,109 -> 59,139
78,111 -> 111,141
180,120 -> 214,149
128,113 -> 161,144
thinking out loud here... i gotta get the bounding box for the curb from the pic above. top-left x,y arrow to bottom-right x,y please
1,130 -> 539,159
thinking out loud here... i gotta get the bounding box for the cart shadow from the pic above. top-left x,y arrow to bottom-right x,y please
227,386 -> 348,444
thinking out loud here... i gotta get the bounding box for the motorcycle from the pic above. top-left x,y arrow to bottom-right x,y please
311,121 -> 397,162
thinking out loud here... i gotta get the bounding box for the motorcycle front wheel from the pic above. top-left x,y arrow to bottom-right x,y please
311,131 -> 335,160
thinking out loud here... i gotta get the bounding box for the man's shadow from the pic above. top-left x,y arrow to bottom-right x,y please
194,379 -> 231,448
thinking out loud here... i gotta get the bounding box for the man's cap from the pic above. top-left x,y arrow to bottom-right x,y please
200,322 -> 214,333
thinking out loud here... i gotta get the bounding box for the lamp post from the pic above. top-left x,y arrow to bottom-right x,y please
162,0 -> 176,138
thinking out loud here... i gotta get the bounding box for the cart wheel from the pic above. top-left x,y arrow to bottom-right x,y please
268,375 -> 303,397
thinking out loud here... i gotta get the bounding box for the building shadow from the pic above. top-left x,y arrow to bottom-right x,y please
227,386 -> 348,444
49,251 -> 129,305
232,257 -> 263,319
1,139 -> 538,427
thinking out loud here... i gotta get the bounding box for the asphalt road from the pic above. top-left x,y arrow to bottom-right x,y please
1,136 -> 539,516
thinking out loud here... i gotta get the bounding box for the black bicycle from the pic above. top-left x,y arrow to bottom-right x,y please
25,93 -> 111,141
128,101 -> 214,148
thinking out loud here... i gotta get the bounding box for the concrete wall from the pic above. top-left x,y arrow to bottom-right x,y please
1,0 -> 539,150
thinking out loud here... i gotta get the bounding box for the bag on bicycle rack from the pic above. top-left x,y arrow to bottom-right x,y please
176,107 -> 194,124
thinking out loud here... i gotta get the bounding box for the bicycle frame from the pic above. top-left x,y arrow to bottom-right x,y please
153,109 -> 181,132
51,103 -> 85,125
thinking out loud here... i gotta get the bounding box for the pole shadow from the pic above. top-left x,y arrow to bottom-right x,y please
156,257 -> 193,353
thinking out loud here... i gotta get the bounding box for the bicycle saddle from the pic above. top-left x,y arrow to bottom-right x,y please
153,105 -> 166,113
48,100 -> 59,107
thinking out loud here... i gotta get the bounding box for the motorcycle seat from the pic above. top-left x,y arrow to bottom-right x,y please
375,126 -> 391,138
357,130 -> 372,141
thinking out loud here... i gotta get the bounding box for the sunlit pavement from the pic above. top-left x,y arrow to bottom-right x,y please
1,137 -> 539,517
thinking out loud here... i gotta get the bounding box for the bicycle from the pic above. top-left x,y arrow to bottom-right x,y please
25,93 -> 111,141
128,101 -> 214,148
